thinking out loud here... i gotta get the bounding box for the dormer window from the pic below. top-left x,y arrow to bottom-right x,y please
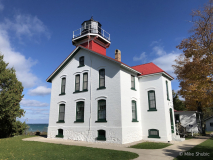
79,56 -> 84,67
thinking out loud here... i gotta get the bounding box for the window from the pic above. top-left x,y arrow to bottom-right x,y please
79,56 -> 84,67
169,108 -> 174,133
75,74 -> 80,92
148,129 -> 160,138
97,130 -> 106,141
210,122 -> 213,127
96,100 -> 107,122
175,114 -> 180,124
166,81 -> 170,101
56,129 -> 64,138
75,101 -> 84,122
83,73 -> 88,91
131,75 -> 135,90
132,100 -> 138,122
98,69 -> 105,89
57,104 -> 65,123
60,78 -> 66,95
148,90 -> 157,111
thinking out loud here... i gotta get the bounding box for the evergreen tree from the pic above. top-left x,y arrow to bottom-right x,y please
0,54 -> 26,138
172,90 -> 186,111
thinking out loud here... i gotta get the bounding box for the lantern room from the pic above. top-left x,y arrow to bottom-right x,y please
81,17 -> 102,35
72,17 -> 111,56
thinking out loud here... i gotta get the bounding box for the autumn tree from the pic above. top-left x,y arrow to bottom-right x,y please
172,90 -> 186,111
0,53 -> 26,138
173,0 -> 213,135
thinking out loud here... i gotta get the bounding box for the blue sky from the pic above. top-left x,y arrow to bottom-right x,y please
0,0 -> 209,124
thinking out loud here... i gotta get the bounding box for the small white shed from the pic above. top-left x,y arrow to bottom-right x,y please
174,110 -> 201,134
204,116 -> 213,132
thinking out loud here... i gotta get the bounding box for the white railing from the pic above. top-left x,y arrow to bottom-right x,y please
73,24 -> 110,41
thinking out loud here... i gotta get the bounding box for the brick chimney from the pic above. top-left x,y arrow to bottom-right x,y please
115,49 -> 121,61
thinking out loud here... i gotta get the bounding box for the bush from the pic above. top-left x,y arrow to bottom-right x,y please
11,121 -> 29,136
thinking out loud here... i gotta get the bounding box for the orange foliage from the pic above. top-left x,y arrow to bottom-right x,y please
173,0 -> 213,111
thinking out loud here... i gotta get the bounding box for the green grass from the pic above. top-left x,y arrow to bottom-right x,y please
174,138 -> 213,160
185,136 -> 196,140
0,135 -> 138,160
130,141 -> 172,149
206,131 -> 213,135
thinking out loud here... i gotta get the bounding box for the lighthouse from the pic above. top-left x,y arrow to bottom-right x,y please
72,17 -> 111,56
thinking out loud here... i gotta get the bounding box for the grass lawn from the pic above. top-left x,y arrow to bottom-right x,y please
0,135 -> 138,160
130,142 -> 172,149
206,131 -> 213,134
185,136 -> 196,140
174,138 -> 213,160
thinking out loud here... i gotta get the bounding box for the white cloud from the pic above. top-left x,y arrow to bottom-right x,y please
152,46 -> 166,56
0,0 -> 4,12
2,14 -> 50,40
133,52 -> 146,61
20,99 -> 49,107
28,86 -> 51,96
0,30 -> 38,88
23,108 -> 49,111
152,51 -> 180,77
150,39 -> 161,46
0,13 -> 50,88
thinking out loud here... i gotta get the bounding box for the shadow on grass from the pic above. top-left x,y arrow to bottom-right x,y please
162,137 -> 212,160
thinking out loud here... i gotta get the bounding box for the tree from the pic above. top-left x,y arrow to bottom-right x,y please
0,53 -> 26,138
173,0 -> 213,135
172,90 -> 186,111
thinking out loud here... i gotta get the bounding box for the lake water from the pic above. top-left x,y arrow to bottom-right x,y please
27,124 -> 48,132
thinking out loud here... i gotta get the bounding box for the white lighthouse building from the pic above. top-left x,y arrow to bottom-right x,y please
46,17 -> 181,144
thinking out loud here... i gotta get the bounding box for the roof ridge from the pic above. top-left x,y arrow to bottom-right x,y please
131,62 -> 153,67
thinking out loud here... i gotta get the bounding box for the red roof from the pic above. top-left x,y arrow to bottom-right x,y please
131,62 -> 174,79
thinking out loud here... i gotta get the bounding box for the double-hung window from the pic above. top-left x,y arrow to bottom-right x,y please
57,104 -> 65,123
132,100 -> 138,122
166,81 -> 170,101
60,78 -> 66,95
75,101 -> 84,122
96,100 -> 106,122
131,75 -> 135,90
75,74 -> 80,92
79,56 -> 84,67
83,73 -> 88,91
99,69 -> 105,89
148,90 -> 157,111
